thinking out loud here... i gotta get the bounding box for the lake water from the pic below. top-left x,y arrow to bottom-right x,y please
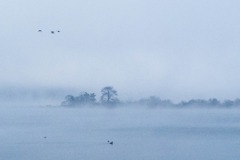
1,105 -> 240,160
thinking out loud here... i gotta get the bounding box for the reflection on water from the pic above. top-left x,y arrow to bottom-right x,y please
0,106 -> 240,160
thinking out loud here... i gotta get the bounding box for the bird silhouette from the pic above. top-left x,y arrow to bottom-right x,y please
109,141 -> 113,145
37,30 -> 61,34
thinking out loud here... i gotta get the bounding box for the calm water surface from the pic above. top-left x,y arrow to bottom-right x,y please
0,106 -> 240,160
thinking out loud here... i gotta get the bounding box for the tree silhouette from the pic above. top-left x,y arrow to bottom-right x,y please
100,86 -> 118,105
76,92 -> 96,105
61,95 -> 75,106
61,92 -> 96,106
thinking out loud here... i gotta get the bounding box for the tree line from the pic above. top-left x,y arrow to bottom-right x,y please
61,86 -> 240,107
61,86 -> 119,106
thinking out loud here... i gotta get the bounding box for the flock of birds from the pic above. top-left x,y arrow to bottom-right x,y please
38,30 -> 60,34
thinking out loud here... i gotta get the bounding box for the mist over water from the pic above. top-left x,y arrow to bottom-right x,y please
2,0 -> 240,159
1,105 -> 240,160
2,0 -> 240,100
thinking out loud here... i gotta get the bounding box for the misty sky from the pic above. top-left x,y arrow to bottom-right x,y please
1,0 -> 240,101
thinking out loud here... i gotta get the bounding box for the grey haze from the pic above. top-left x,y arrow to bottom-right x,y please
1,0 -> 240,101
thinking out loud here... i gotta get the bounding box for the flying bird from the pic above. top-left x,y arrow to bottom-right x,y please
37,29 -> 60,34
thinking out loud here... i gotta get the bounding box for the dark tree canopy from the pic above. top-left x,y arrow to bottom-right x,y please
76,92 -> 96,104
61,92 -> 96,106
62,95 -> 75,106
100,86 -> 118,105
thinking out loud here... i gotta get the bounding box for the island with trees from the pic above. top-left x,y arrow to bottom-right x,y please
61,86 -> 240,108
